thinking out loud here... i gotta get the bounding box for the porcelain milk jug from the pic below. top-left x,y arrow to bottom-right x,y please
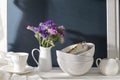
96,58 -> 119,76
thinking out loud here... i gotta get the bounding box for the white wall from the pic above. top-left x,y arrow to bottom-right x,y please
0,0 -> 7,52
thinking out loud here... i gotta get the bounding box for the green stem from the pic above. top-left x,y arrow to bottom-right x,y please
46,37 -> 50,47
41,38 -> 45,47
38,36 -> 41,46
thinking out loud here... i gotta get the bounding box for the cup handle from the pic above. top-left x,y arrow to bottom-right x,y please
96,58 -> 101,67
32,48 -> 40,66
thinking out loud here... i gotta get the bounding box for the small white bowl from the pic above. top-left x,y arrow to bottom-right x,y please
57,58 -> 93,76
77,43 -> 95,57
58,43 -> 95,57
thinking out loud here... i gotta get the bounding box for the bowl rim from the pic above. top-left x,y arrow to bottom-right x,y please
56,42 -> 95,56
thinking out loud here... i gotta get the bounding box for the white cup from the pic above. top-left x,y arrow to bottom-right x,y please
9,52 -> 28,72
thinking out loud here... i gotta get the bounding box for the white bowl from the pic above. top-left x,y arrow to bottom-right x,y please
77,43 -> 95,57
58,43 -> 95,57
62,42 -> 89,54
56,51 -> 93,62
57,58 -> 93,76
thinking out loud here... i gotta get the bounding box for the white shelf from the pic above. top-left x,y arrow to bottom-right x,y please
37,67 -> 120,80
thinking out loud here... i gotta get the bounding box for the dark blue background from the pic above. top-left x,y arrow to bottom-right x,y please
8,0 -> 107,67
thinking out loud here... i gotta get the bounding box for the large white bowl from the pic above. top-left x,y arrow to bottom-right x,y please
57,58 -> 93,76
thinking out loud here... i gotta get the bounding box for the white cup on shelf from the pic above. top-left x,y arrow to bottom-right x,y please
9,52 -> 28,72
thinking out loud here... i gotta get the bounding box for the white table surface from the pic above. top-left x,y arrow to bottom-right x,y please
2,67 -> 120,80
37,67 -> 120,80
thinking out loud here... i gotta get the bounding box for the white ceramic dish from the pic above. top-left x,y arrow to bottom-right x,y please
1,65 -> 33,74
57,43 -> 95,57
61,42 -> 89,54
57,50 -> 93,62
57,58 -> 93,76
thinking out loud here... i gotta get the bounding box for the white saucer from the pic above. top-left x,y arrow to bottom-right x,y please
1,65 -> 33,74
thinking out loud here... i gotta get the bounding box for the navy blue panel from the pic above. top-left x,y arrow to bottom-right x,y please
8,0 -> 107,67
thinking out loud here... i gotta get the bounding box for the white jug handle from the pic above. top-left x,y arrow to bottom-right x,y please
96,58 -> 101,67
32,48 -> 40,66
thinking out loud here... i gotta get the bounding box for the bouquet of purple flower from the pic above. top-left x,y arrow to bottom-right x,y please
27,20 -> 65,47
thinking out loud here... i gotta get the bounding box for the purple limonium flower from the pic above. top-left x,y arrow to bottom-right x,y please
58,26 -> 64,30
40,20 -> 53,27
57,26 -> 65,33
50,24 -> 58,29
44,20 -> 53,26
41,32 -> 49,38
48,24 -> 58,34
27,25 -> 34,31
48,28 -> 58,35
40,26 -> 46,31
39,26 -> 47,34
33,27 -> 39,32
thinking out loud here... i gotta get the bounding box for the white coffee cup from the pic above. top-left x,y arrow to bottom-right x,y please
9,52 -> 28,72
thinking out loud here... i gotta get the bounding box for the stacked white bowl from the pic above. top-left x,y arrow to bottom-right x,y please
56,43 -> 95,76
